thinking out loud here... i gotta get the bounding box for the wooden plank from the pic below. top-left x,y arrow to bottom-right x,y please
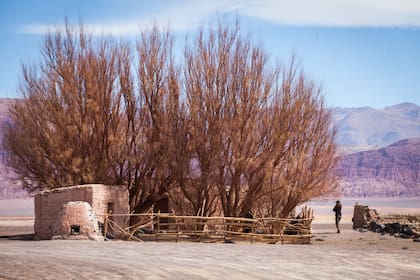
105,212 -> 313,244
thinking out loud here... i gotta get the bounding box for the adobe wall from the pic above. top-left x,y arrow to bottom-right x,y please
34,184 -> 129,240
34,186 -> 94,239
352,204 -> 366,229
52,201 -> 102,241
90,185 -> 130,236
352,203 -> 383,230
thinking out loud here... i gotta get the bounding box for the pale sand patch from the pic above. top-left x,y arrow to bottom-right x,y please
307,198 -> 420,224
0,221 -> 419,279
0,220 -> 34,226
1,228 -> 419,280
1,198 -> 419,279
0,199 -> 34,217
0,219 -> 34,236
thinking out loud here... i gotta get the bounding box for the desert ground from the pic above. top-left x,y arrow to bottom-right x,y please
1,199 -> 420,279
1,222 -> 420,279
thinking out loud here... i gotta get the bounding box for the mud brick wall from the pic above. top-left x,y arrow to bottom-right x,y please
34,184 -> 129,240
52,201 -> 102,241
90,185 -> 129,235
352,204 -> 366,229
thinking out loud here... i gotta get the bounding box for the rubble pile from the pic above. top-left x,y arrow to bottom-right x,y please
352,204 -> 420,242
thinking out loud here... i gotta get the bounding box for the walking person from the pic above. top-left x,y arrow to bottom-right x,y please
333,200 -> 342,233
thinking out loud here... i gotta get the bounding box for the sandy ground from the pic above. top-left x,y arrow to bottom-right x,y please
1,221 -> 420,279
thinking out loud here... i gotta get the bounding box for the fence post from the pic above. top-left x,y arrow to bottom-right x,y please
104,212 -> 109,239
151,207 -> 154,231
157,211 -> 161,240
251,220 -> 255,244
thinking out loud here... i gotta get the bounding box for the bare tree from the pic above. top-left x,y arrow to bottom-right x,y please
5,19 -> 338,220
182,23 -> 338,218
126,25 -> 189,216
181,23 -> 236,216
183,22 -> 279,217
4,22 -> 126,191
253,62 -> 339,218
4,22 -> 189,219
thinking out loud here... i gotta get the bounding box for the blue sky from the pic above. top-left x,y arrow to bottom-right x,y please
1,0 -> 420,108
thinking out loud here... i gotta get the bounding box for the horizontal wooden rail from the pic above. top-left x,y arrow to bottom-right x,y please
104,212 -> 313,244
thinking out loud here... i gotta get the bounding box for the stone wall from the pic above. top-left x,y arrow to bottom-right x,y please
52,201 -> 102,241
34,184 -> 129,240
90,185 -> 129,233
352,203 -> 383,229
352,203 -> 420,241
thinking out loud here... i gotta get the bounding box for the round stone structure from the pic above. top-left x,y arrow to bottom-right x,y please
52,201 -> 102,241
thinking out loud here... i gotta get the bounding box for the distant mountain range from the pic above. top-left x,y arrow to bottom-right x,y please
0,99 -> 419,199
332,102 -> 420,154
332,102 -> 420,197
0,98 -> 27,199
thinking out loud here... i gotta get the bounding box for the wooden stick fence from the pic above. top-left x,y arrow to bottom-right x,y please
104,212 -> 313,244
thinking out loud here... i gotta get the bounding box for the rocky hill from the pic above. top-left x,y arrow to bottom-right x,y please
336,138 -> 420,197
0,98 -> 28,199
333,102 -> 420,154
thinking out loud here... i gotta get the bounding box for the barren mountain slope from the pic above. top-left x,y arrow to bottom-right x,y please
337,138 -> 420,197
0,98 -> 27,199
333,102 -> 420,154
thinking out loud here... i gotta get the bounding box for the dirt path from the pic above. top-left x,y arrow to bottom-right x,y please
1,224 -> 419,280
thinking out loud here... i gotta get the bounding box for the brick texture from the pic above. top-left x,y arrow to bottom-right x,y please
34,184 -> 129,240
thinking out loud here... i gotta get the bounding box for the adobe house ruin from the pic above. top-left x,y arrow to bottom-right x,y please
34,184 -> 129,240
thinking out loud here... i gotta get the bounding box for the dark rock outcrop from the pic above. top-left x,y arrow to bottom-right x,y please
353,204 -> 420,240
